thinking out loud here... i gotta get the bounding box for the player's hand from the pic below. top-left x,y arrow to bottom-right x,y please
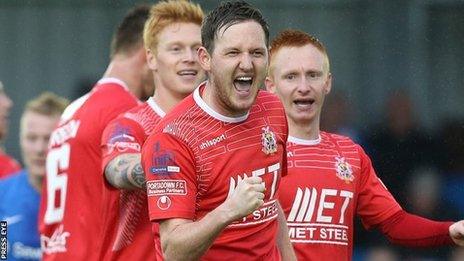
222,176 -> 265,221
449,220 -> 464,246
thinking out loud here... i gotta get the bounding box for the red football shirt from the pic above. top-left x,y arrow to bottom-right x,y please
0,150 -> 20,179
100,97 -> 165,260
142,84 -> 288,260
38,78 -> 139,261
279,132 -> 402,261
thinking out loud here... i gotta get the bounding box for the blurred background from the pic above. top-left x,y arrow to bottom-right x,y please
1,0 -> 463,260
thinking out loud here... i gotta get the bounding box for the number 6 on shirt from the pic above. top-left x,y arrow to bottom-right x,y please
44,143 -> 70,224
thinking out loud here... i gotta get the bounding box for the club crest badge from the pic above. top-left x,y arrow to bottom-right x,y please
261,126 -> 277,155
335,156 -> 354,183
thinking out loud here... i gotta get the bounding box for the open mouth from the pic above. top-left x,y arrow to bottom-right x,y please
233,76 -> 253,94
293,98 -> 315,109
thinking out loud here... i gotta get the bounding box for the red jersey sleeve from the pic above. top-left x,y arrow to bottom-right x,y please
101,116 -> 146,172
356,145 -> 402,229
142,132 -> 197,221
0,153 -> 21,179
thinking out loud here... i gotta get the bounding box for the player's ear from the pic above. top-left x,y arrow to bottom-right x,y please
198,46 -> 211,71
265,75 -> 276,93
146,48 -> 157,71
324,73 -> 332,95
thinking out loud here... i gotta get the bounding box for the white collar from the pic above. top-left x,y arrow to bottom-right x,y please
288,135 -> 321,145
147,97 -> 166,117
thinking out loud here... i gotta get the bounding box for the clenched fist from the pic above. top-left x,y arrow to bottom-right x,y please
221,176 -> 266,221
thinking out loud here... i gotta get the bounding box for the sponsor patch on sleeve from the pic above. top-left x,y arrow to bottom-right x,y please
147,180 -> 187,196
105,123 -> 140,154
150,141 -> 180,175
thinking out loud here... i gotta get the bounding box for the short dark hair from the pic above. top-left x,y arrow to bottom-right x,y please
201,0 -> 269,53
110,4 -> 151,58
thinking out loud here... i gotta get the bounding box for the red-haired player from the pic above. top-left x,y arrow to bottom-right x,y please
100,1 -> 205,260
266,29 -> 464,261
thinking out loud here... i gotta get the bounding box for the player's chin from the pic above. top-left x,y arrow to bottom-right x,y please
231,97 -> 255,113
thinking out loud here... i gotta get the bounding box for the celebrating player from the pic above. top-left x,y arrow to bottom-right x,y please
38,5 -> 154,260
99,1 -> 204,259
265,29 -> 464,260
141,1 -> 296,260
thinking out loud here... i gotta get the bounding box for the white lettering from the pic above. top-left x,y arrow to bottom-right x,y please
316,189 -> 337,223
227,163 -> 280,201
289,188 -> 353,224
289,227 -> 317,239
49,120 -> 80,147
199,134 -> 226,150
339,191 -> 353,224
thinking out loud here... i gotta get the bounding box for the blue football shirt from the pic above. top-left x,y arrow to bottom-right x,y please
0,170 -> 41,260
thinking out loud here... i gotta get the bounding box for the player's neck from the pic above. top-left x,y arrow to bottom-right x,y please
289,118 -> 320,141
153,88 -> 186,115
103,55 -> 143,99
28,173 -> 42,193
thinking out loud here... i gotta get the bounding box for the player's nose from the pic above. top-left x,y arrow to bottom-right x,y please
238,54 -> 253,72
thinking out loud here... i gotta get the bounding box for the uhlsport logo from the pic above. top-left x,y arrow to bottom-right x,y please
157,196 -> 172,210
199,134 -> 226,150
261,126 -> 277,155
335,156 -> 354,184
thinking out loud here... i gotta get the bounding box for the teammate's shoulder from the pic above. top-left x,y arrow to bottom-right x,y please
322,131 -> 358,146
92,78 -> 135,100
256,89 -> 282,103
85,78 -> 138,115
251,90 -> 285,113
122,100 -> 164,126
120,101 -> 149,120
158,93 -> 196,124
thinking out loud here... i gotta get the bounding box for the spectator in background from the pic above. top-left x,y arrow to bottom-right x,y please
365,90 -> 436,205
38,5 -> 154,260
0,81 -> 21,179
440,119 -> 464,217
439,119 -> 464,175
399,166 -> 458,259
363,246 -> 399,261
320,90 -> 363,144
0,92 -> 68,261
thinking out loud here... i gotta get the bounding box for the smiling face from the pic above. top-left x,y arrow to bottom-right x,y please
198,20 -> 268,117
266,44 -> 331,129
147,22 -> 204,100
